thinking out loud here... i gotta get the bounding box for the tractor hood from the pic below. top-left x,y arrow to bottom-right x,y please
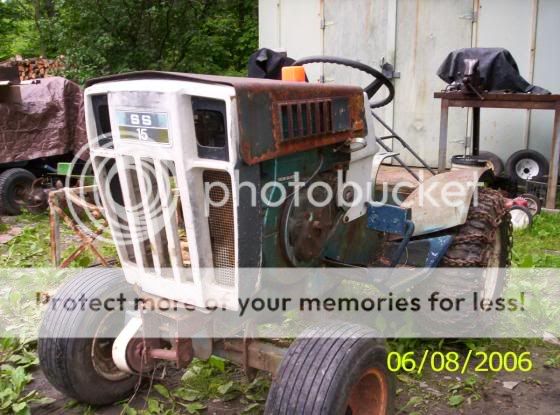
86,71 -> 368,165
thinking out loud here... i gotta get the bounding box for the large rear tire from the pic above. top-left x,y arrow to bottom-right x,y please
441,187 -> 511,270
38,269 -> 139,405
425,188 -> 512,333
265,323 -> 394,415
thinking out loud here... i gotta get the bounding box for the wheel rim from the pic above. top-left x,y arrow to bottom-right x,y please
12,183 -> 31,205
524,199 -> 539,216
515,158 -> 540,180
346,368 -> 388,415
510,209 -> 531,230
482,230 -> 502,300
91,312 -> 130,381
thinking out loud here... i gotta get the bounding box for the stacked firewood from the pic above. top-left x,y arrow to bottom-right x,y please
1,56 -> 65,81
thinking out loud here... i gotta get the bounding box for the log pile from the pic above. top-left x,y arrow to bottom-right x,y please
0,56 -> 65,81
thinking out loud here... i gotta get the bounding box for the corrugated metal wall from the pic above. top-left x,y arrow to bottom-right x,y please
259,0 -> 560,168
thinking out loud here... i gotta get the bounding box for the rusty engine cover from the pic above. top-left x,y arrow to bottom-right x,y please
233,81 -> 367,164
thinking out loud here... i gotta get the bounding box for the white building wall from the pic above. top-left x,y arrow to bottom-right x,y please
259,0 -> 560,168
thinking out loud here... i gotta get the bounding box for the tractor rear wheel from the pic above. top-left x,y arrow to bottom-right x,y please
440,187 -> 512,288
265,323 -> 394,415
38,269 -> 139,405
425,188 -> 512,333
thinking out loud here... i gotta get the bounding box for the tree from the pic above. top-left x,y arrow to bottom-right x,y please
39,0 -> 259,83
0,1 -> 42,61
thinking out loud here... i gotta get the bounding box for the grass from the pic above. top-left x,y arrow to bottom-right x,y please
0,212 -> 53,268
512,213 -> 560,267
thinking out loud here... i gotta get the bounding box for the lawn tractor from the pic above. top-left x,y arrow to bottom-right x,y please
38,57 -> 512,414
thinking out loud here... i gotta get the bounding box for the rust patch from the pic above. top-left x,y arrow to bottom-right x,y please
237,83 -> 366,164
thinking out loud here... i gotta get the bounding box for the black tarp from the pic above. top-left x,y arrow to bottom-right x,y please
247,48 -> 295,80
437,48 -> 549,94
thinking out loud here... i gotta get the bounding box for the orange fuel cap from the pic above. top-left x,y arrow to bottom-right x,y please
282,66 -> 306,82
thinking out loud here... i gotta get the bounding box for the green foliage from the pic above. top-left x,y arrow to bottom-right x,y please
122,359 -> 270,414
0,213 -> 52,268
0,1 -> 42,61
1,0 -> 258,83
0,212 -> 118,268
0,338 -> 54,415
512,213 -> 560,267
446,374 -> 480,408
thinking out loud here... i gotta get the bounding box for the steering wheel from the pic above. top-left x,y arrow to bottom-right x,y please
292,56 -> 395,109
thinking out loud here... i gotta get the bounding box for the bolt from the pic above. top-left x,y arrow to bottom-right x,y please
343,188 -> 354,203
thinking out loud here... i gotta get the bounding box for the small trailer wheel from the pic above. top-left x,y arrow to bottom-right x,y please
509,205 -> 533,230
505,149 -> 549,182
518,193 -> 542,216
0,168 -> 36,215
265,323 -> 394,415
38,269 -> 139,405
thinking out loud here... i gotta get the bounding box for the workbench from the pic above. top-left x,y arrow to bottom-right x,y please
435,91 -> 560,210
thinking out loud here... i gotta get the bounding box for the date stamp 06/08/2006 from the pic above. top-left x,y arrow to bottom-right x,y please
387,351 -> 533,374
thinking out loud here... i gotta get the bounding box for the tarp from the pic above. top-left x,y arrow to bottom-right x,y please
437,48 -> 550,94
247,48 -> 295,80
0,76 -> 87,164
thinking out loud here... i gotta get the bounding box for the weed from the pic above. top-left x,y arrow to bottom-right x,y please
0,338 -> 53,414
512,213 -> 560,267
544,351 -> 560,368
122,358 -> 271,414
446,374 -> 481,408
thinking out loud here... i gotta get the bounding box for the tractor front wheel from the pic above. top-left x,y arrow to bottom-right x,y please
38,269 -> 139,405
265,323 -> 394,415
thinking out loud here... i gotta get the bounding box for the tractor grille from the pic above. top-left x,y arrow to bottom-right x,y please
94,155 -> 190,281
203,170 -> 236,286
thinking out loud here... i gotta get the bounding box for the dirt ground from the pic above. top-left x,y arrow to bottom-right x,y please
393,346 -> 560,415
28,345 -> 559,414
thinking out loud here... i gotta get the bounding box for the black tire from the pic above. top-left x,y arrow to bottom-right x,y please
38,269 -> 139,405
424,188 -> 512,333
471,151 -> 504,177
265,323 -> 394,415
441,188 -> 511,270
518,193 -> 542,216
451,155 -> 487,168
509,205 -> 533,230
505,149 -> 549,182
0,168 -> 36,215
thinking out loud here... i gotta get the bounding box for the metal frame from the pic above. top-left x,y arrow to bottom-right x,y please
370,110 -> 436,182
49,185 -> 110,267
435,91 -> 560,210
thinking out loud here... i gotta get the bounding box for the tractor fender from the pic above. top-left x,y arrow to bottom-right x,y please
400,166 -> 489,236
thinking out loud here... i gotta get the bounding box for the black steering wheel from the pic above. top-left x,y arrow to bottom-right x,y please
292,56 -> 395,109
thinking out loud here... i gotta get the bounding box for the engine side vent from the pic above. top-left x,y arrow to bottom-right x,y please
278,99 -> 333,140
203,170 -> 236,286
